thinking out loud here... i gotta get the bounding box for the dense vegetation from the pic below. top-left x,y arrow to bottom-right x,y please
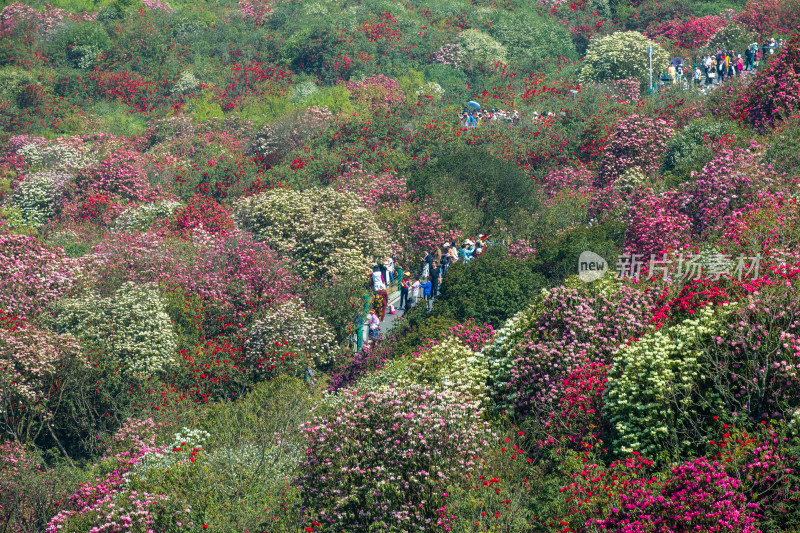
2,0 -> 800,531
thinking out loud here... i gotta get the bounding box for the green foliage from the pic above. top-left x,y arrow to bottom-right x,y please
304,275 -> 368,344
763,115 -> 800,179
388,314 -> 459,358
409,149 -> 538,230
533,220 -> 627,284
433,248 -> 547,327
89,101 -> 149,137
491,10 -> 579,71
703,22 -> 758,56
47,22 -> 111,69
296,83 -> 354,114
0,67 -> 42,102
580,31 -> 669,89
188,89 -> 225,122
662,118 -> 742,179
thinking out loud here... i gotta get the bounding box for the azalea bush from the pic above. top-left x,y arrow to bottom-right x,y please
598,114 -> 675,183
297,385 -> 493,531
0,313 -> 82,445
579,31 -> 669,89
0,233 -> 76,319
732,34 -> 800,130
245,297 -> 336,372
235,187 -> 392,281
47,281 -> 179,376
605,304 -> 731,460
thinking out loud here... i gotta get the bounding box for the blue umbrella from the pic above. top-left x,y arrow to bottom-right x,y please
466,101 -> 481,110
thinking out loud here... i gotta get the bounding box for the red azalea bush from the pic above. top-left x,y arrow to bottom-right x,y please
166,194 -> 235,238
645,15 -> 727,49
540,362 -> 609,448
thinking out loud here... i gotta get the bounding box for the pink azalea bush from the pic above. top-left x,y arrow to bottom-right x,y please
77,229 -> 299,324
624,188 -> 694,259
0,234 -> 76,319
680,141 -> 784,237
346,75 -> 405,110
297,385 -> 492,530
598,115 -> 675,184
74,150 -> 158,203
498,284 -> 656,419
736,0 -> 800,37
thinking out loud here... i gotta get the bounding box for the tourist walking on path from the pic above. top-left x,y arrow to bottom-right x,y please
368,308 -> 380,346
399,272 -> 411,312
420,276 -> 432,312
430,261 -> 441,298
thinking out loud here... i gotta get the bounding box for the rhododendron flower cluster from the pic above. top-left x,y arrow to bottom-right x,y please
645,15 -> 727,49
598,114 -> 675,183
297,385 -> 492,530
235,188 -> 392,281
245,297 -> 336,370
501,282 -> 656,420
346,75 -> 405,110
0,234 -> 76,319
732,35 -> 800,130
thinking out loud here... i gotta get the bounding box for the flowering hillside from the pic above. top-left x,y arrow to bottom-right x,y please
2,0 -> 800,531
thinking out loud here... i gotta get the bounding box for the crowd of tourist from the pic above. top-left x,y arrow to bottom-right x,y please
364,235 -> 490,345
459,109 -> 521,128
660,38 -> 787,93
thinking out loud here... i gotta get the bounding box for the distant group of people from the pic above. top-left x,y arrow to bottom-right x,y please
660,38 -> 787,93
459,108 -> 520,128
364,236 -> 490,346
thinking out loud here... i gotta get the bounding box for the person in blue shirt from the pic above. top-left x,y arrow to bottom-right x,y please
420,276 -> 433,312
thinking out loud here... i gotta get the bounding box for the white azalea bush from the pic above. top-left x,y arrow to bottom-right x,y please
11,170 -> 71,226
114,200 -> 182,233
235,188 -> 391,281
17,141 -> 91,171
245,297 -> 336,371
605,304 -> 732,460
456,29 -> 507,68
297,385 -> 493,531
580,31 -> 669,89
402,337 -> 490,404
47,282 -> 178,375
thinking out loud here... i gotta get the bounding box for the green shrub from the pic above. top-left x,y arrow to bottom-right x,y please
763,114 -> 800,179
408,149 -> 538,230
457,29 -> 507,69
661,118 -> 742,180
433,247 -> 547,327
533,220 -> 627,284
491,10 -> 579,71
47,22 -> 111,69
